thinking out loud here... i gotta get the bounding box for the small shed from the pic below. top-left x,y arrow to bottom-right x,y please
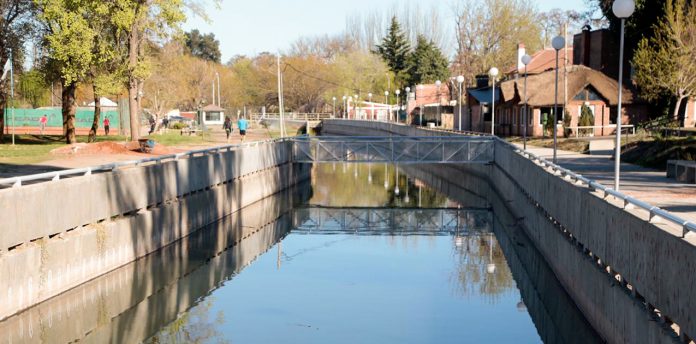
201,104 -> 225,125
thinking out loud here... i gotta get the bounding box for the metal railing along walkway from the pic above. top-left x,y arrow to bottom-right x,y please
291,136 -> 495,164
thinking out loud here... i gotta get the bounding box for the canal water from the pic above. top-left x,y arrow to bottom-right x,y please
0,163 -> 600,343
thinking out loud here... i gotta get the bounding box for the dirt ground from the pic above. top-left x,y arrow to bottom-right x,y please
0,128 -> 275,178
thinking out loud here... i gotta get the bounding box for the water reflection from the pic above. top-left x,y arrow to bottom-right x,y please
0,163 -> 605,343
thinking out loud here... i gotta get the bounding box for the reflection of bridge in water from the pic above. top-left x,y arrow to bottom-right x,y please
292,206 -> 492,235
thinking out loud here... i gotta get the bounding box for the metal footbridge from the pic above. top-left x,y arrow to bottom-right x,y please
291,136 -> 494,164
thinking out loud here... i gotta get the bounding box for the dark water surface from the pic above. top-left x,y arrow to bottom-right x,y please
0,163 -> 600,343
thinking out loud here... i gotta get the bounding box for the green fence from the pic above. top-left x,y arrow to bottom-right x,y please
2,108 -> 120,128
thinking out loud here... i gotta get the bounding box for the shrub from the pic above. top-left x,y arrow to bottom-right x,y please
579,104 -> 594,136
171,122 -> 187,130
563,110 -> 572,138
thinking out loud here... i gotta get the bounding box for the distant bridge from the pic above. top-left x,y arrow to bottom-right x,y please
291,136 -> 495,164
292,206 -> 492,235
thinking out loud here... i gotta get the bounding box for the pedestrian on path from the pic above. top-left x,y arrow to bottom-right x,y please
223,116 -> 232,142
103,117 -> 110,136
238,116 -> 248,142
39,115 -> 48,135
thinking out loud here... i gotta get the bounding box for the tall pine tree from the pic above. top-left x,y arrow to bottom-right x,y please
406,35 -> 450,86
375,16 -> 410,85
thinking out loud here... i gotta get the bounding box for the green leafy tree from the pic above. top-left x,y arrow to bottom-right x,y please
113,0 -> 185,141
185,29 -> 221,63
0,0 -> 34,143
632,0 -> 696,125
375,16 -> 411,86
18,69 -> 49,108
36,0 -> 98,143
406,35 -> 450,86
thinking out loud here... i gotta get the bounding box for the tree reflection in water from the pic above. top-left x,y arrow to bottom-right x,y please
449,233 -> 514,303
145,298 -> 228,344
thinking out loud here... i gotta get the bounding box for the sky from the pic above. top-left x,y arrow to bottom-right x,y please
184,0 -> 592,63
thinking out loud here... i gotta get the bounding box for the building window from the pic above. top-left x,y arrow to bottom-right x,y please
483,104 -> 491,121
539,107 -> 564,126
573,87 -> 603,102
609,107 -> 618,125
205,111 -> 221,122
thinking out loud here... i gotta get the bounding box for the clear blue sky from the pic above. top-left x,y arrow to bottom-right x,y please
184,0 -> 592,63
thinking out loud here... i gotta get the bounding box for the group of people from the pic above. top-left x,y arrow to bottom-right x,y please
37,114 -> 111,136
223,116 -> 248,143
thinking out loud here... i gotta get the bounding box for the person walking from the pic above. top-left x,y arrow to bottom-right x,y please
39,114 -> 48,135
103,116 -> 110,136
148,117 -> 156,135
238,116 -> 248,142
223,116 -> 232,142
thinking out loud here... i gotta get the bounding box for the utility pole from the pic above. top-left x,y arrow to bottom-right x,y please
277,54 -> 286,137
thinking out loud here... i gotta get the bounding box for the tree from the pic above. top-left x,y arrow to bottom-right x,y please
539,9 -> 585,48
452,0 -> 541,85
36,0 -> 98,143
185,29 -> 221,63
579,104 -> 594,136
0,0 -> 34,143
18,69 -> 49,108
114,0 -> 185,141
406,35 -> 450,86
632,0 -> 696,124
375,16 -> 411,86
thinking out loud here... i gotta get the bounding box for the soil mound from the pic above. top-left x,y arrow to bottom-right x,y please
51,142 -> 131,155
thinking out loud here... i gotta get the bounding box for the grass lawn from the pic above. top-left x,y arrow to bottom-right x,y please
143,131 -> 215,146
622,137 -> 696,169
507,136 -> 590,153
0,134 -> 128,165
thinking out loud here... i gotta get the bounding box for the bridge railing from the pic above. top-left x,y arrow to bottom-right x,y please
250,113 -> 333,121
291,135 -> 495,164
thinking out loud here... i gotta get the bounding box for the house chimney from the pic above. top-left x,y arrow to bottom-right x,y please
517,43 -> 526,71
582,25 -> 591,66
475,74 -> 489,89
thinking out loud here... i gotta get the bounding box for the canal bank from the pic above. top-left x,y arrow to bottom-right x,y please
0,140 -> 311,320
322,120 -> 693,343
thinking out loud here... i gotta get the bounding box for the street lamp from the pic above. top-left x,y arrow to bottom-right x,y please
342,95 -> 347,118
417,85 -> 424,126
384,91 -> 390,121
405,87 -> 411,123
395,89 -> 401,122
521,54 -> 532,150
489,67 -> 499,135
435,80 -> 442,127
348,96 -> 353,119
613,0 -> 635,191
332,97 -> 336,118
456,75 -> 465,131
551,35 -> 565,164
368,92 -> 373,120
354,94 -> 359,119
215,72 -> 221,106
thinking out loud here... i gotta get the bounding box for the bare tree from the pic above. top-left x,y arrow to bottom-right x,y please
452,0 -> 542,84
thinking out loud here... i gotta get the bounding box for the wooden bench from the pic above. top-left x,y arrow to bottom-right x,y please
666,160 -> 696,183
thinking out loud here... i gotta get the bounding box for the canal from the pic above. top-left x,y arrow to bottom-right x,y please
0,163 -> 601,343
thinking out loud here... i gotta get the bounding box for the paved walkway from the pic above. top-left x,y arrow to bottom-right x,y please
517,143 -> 696,223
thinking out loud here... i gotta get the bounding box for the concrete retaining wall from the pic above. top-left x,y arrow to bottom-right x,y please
323,120 -> 694,343
0,141 -> 311,320
0,183 -> 311,343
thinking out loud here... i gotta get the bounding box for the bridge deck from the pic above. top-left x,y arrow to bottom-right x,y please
292,136 -> 495,164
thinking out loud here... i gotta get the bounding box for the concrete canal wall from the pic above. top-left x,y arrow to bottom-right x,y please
323,120 -> 694,343
0,184 -> 311,343
0,141 -> 311,320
